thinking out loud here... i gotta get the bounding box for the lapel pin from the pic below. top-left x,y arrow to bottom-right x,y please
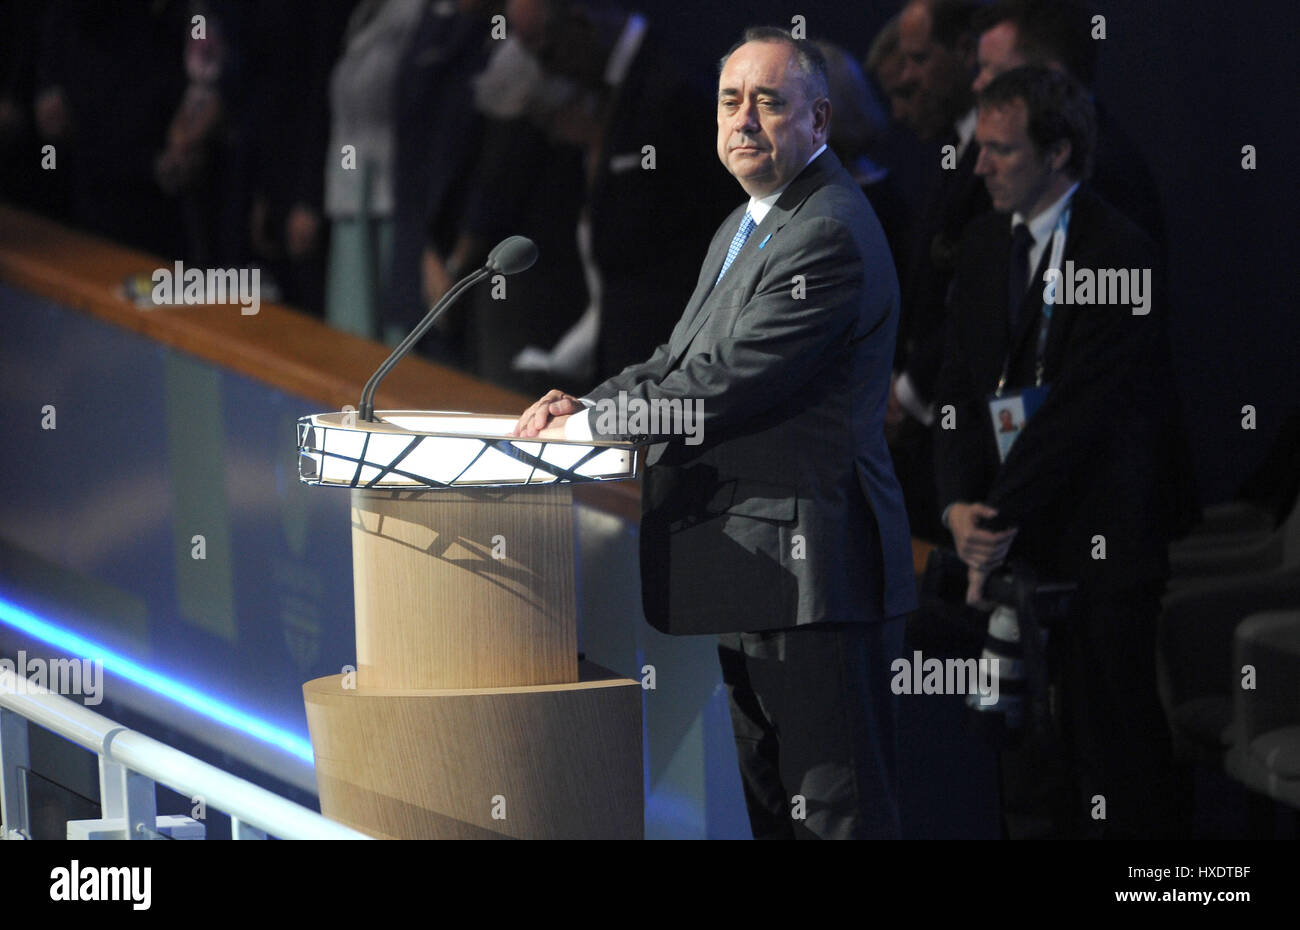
759,233 -> 772,249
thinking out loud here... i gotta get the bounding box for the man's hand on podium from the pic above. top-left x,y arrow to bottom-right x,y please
535,415 -> 571,440
512,389 -> 584,439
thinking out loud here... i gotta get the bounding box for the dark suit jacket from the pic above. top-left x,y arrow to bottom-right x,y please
896,113 -> 1164,408
385,4 -> 492,335
933,186 -> 1191,592
460,117 -> 589,387
585,149 -> 918,635
896,137 -> 992,406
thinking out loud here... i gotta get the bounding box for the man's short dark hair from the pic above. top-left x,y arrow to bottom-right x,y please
973,0 -> 1098,86
977,64 -> 1096,179
719,27 -> 831,102
910,0 -> 984,49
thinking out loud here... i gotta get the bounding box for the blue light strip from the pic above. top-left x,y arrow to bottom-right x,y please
0,595 -> 314,764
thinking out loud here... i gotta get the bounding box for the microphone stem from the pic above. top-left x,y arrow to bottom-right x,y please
359,266 -> 491,421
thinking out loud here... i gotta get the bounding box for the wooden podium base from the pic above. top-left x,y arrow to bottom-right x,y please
297,416 -> 644,838
304,663 -> 643,839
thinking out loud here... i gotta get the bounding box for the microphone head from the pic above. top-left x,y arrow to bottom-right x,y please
485,236 -> 538,276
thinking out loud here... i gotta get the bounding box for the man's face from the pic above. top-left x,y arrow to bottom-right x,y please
972,21 -> 1026,93
974,99 -> 1063,216
874,46 -> 916,125
897,2 -> 974,139
716,41 -> 829,199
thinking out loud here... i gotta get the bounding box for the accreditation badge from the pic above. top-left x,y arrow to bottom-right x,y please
987,384 -> 1050,463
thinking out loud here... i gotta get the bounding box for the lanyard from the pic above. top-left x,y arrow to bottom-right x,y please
995,203 -> 1072,397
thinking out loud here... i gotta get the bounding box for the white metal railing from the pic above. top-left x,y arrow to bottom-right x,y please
0,673 -> 369,840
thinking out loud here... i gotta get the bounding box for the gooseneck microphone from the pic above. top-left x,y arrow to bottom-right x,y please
484,235 -> 540,276
358,236 -> 538,422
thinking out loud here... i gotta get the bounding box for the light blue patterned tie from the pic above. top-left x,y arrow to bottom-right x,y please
715,211 -> 757,284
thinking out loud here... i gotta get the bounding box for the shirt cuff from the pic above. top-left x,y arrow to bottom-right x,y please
895,371 -> 935,427
564,407 -> 593,442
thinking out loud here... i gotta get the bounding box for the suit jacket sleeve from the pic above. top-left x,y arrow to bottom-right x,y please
935,310 -> 982,512
584,338 -> 674,400
904,322 -> 947,409
933,280 -> 991,511
583,215 -> 866,443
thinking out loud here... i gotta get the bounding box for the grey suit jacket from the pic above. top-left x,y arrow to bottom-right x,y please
586,149 -> 917,634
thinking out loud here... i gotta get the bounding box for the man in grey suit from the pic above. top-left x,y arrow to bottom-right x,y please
514,28 -> 916,839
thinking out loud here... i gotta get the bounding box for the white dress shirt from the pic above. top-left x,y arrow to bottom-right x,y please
953,108 -> 978,162
1012,181 -> 1079,281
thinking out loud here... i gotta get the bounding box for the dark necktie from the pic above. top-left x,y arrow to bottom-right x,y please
1008,222 -> 1034,334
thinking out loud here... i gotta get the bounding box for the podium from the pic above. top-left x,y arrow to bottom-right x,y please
296,411 -> 643,839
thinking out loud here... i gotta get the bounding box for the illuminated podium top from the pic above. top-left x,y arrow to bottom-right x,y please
296,410 -> 639,490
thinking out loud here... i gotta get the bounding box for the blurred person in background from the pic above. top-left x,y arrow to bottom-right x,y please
504,0 -> 733,390
815,40 -> 907,261
452,32 -> 591,391
865,13 -> 915,128
0,0 -> 67,220
247,0 -> 358,316
153,1 -> 255,269
935,66 -> 1190,838
861,13 -> 931,299
384,0 -> 500,361
888,0 -> 990,543
34,0 -> 190,257
323,0 -> 425,340
894,0 -> 980,143
970,0 -> 1164,246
